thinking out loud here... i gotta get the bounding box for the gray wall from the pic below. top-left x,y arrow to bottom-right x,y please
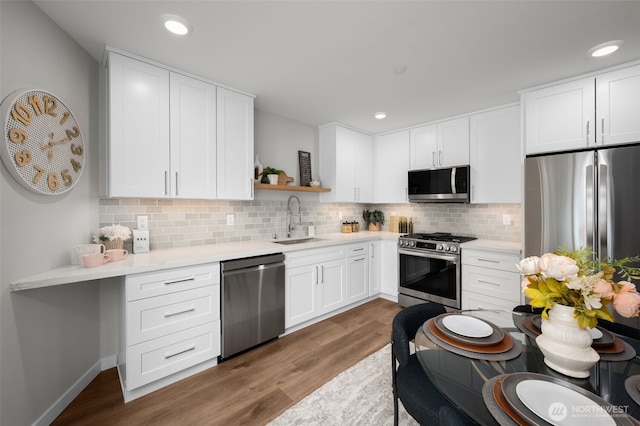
0,2 -> 100,425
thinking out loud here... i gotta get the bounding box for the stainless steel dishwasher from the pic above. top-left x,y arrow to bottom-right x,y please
220,253 -> 285,359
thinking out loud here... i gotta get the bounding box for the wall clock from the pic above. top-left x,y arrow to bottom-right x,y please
0,88 -> 85,195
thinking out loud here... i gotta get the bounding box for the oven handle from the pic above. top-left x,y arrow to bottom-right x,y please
398,249 -> 458,263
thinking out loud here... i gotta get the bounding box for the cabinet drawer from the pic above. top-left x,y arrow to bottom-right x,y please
126,321 -> 220,390
346,242 -> 369,257
127,263 -> 220,301
285,246 -> 345,268
462,249 -> 520,273
127,285 -> 220,345
463,266 -> 521,303
461,292 -> 518,328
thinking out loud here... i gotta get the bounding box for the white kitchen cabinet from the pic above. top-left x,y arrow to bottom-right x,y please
119,263 -> 220,399
410,116 -> 469,170
346,243 -> 369,304
523,62 -> 640,155
285,246 -> 347,328
319,124 -> 373,203
373,130 -> 410,203
461,249 -> 521,319
380,240 -> 399,298
368,241 -> 381,296
216,87 -> 254,200
469,104 -> 521,204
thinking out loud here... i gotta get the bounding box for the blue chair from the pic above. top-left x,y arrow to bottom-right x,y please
391,303 -> 476,425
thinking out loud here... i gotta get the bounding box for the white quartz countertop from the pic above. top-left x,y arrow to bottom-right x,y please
11,231 -> 400,291
461,239 -> 522,255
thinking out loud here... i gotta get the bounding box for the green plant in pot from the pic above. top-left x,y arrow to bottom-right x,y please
363,209 -> 384,231
260,166 -> 283,184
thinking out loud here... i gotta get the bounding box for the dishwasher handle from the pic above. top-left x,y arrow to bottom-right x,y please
221,253 -> 285,272
222,260 -> 284,277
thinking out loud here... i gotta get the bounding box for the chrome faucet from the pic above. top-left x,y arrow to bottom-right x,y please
286,195 -> 301,238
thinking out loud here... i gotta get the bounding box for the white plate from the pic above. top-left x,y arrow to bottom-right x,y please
442,315 -> 493,338
588,327 -> 603,339
516,379 -> 615,426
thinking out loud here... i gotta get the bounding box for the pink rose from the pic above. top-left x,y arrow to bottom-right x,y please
618,281 -> 637,293
613,290 -> 640,318
521,277 -> 531,292
593,280 -> 615,299
538,253 -> 579,281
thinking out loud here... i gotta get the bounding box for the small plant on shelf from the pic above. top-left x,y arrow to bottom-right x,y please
259,166 -> 283,183
362,209 -> 385,231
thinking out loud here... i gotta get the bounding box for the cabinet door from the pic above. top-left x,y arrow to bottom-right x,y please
374,130 -> 410,203
354,131 -> 373,202
285,264 -> 317,328
438,116 -> 469,167
523,78 -> 595,155
380,240 -> 398,297
107,52 -> 170,197
170,73 -> 217,198
469,105 -> 521,203
410,124 -> 438,169
368,241 -> 381,295
597,65 -> 640,147
347,255 -> 368,304
318,258 -> 346,314
216,87 -> 254,200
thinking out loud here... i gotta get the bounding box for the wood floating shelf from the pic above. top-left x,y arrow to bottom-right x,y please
254,183 -> 331,193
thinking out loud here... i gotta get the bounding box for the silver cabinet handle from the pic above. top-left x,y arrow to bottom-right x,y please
164,345 -> 195,359
353,187 -> 357,201
432,151 -> 436,167
164,277 -> 196,285
477,279 -> 500,286
250,178 -> 254,198
439,150 -> 443,166
175,172 -> 179,196
601,117 -> 605,145
320,265 -> 324,283
352,257 -> 365,262
477,258 -> 500,263
352,247 -> 365,252
164,170 -> 169,195
315,266 -> 319,285
586,120 -> 590,146
164,306 -> 195,318
370,243 -> 374,258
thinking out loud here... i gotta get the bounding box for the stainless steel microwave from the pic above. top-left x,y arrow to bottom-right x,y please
407,166 -> 470,203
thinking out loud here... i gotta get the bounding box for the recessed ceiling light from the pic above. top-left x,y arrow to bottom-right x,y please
162,14 -> 191,35
394,65 -> 407,74
588,40 -> 623,57
374,112 -> 387,120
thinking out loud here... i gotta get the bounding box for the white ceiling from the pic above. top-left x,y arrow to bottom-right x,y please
33,0 -> 640,134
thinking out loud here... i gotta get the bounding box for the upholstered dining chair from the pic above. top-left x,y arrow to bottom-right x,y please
391,303 -> 476,426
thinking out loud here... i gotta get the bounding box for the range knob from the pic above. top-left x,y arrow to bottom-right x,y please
436,244 -> 443,251
449,246 -> 458,253
409,241 -> 416,248
442,244 -> 450,252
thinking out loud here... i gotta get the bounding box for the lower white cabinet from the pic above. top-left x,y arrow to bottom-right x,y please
461,249 -> 521,319
346,243 -> 369,304
119,263 -> 221,397
380,240 -> 399,297
368,241 -> 381,295
285,246 -> 347,328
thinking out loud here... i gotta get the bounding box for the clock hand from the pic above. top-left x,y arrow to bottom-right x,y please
42,137 -> 70,150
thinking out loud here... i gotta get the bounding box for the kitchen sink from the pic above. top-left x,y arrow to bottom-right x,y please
273,237 -> 326,245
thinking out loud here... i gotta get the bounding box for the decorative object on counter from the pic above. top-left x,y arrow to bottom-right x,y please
362,210 -> 384,232
254,155 -> 263,181
342,221 -> 352,233
93,224 -> 132,251
73,243 -> 106,265
106,248 -> 128,262
517,247 -> 640,377
408,218 -> 414,234
298,150 -> 312,187
309,180 -> 320,188
389,216 -> 400,233
260,166 -> 283,184
83,252 -> 111,268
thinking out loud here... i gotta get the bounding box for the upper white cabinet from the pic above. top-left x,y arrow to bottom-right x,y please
469,105 -> 521,204
103,48 -> 254,199
373,130 -> 410,203
523,63 -> 640,155
216,87 -> 254,200
410,116 -> 469,169
319,124 -> 373,203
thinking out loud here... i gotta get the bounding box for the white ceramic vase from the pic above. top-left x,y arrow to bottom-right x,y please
535,303 -> 600,378
267,174 -> 279,185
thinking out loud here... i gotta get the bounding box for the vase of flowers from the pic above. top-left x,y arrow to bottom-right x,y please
517,248 -> 640,378
93,224 -> 132,250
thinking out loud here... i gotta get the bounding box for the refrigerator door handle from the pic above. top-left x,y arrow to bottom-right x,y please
586,164 -> 594,251
599,162 -> 609,259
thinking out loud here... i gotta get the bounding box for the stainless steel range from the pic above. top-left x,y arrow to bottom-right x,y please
397,232 -> 476,309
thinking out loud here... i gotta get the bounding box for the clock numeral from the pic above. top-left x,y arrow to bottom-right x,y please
15,149 -> 32,167
28,95 -> 44,116
71,144 -> 83,156
60,112 -> 70,125
61,169 -> 72,187
43,95 -> 58,117
8,128 -> 28,144
33,165 -> 44,184
48,173 -> 59,191
71,158 -> 82,173
11,102 -> 32,126
65,126 -> 80,139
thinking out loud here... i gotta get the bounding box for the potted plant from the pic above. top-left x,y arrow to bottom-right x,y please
260,166 -> 283,184
92,224 -> 132,250
362,210 -> 385,231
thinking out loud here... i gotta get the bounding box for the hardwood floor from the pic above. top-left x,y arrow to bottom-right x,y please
52,298 -> 403,425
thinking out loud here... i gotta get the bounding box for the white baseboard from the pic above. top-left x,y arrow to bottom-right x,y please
101,354 -> 117,370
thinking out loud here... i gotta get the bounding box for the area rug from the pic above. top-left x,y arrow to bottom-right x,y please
268,344 -> 419,425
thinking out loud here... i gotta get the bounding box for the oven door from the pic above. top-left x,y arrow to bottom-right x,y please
398,249 -> 461,309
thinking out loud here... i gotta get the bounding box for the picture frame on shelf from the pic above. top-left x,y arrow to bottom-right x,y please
298,151 -> 312,187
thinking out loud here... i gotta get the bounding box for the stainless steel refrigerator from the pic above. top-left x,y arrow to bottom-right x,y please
524,144 -> 640,326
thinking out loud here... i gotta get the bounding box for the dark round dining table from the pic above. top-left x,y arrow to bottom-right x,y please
414,309 -> 640,425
